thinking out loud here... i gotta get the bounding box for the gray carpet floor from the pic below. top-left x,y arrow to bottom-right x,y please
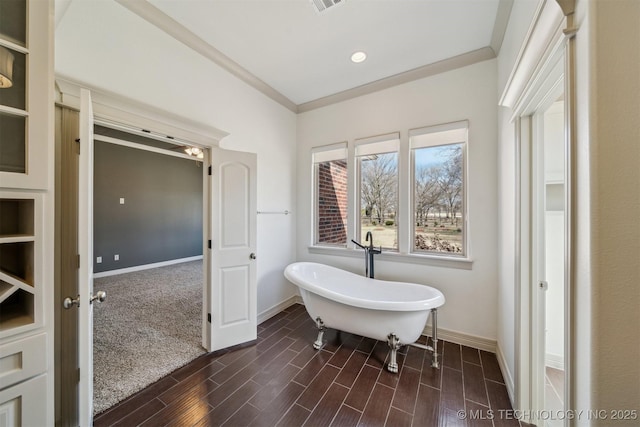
93,260 -> 206,415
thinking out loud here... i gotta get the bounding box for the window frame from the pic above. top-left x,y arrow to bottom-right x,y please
354,132 -> 400,251
309,121 -> 472,269
409,121 -> 469,258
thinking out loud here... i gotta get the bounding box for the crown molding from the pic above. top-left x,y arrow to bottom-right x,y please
491,0 -> 515,56
297,47 -> 496,113
113,0 -> 504,114
115,0 -> 299,113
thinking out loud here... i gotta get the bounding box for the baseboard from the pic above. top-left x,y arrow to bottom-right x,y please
545,353 -> 564,371
422,323 -> 497,353
258,295 -> 303,325
496,343 -> 516,405
264,299 -> 497,355
93,255 -> 203,278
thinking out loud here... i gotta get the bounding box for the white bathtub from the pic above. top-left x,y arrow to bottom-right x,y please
284,262 -> 445,372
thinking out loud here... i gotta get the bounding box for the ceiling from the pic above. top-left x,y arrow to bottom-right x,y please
55,0 -> 511,113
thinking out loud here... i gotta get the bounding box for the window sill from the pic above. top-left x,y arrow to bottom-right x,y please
307,246 -> 473,270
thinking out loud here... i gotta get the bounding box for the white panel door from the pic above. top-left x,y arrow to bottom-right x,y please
208,147 -> 257,351
78,88 -> 95,425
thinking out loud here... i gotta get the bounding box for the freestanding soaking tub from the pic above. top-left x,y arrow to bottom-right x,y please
284,262 -> 445,373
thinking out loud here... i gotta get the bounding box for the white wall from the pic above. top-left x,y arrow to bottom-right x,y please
296,60 -> 499,341
54,0 -> 299,316
583,0 -> 640,418
496,105 -> 517,387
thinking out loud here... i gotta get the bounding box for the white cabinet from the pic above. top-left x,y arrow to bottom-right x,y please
0,374 -> 48,427
0,335 -> 48,426
0,0 -> 51,190
0,334 -> 46,388
0,0 -> 54,425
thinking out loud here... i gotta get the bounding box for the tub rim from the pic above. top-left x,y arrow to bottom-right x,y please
284,261 -> 445,312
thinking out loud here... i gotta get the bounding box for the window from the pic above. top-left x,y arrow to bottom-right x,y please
410,121 -> 467,256
310,121 -> 469,263
313,143 -> 348,246
355,133 -> 399,250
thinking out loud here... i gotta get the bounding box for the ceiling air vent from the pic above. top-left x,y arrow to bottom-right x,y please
311,0 -> 344,13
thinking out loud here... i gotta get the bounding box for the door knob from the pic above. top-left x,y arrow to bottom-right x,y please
63,291 -> 106,309
63,295 -> 80,309
249,253 -> 256,260
91,290 -> 107,304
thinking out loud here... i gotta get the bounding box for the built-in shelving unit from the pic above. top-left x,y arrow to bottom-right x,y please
0,0 -> 52,424
0,197 -> 38,333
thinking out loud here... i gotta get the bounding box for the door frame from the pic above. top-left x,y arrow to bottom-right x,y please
78,88 -> 95,424
514,50 -> 568,420
525,77 -> 566,418
499,0 -> 577,419
54,105 -> 80,426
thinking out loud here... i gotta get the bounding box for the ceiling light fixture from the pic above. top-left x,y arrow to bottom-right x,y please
350,51 -> 367,63
185,146 -> 204,159
0,46 -> 14,88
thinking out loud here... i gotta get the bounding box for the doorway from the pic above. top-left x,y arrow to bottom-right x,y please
534,96 -> 566,426
54,107 -> 209,422
90,126 -> 207,414
515,47 -> 569,425
55,87 -> 258,426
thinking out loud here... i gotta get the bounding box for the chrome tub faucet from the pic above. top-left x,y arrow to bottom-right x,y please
352,232 -> 381,278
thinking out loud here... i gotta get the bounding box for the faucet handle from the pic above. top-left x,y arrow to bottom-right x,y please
351,239 -> 366,250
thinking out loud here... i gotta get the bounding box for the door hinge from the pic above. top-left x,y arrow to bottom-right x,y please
75,138 -> 80,154
208,240 -> 212,249
77,254 -> 80,269
208,166 -> 212,175
207,313 -> 212,323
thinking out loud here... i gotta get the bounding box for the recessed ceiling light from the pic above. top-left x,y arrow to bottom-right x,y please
350,51 -> 367,63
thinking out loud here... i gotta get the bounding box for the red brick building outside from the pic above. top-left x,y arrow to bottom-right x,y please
316,160 -> 348,244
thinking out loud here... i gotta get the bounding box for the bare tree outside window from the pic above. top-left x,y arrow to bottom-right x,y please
414,143 -> 464,254
312,124 -> 466,260
359,152 -> 398,249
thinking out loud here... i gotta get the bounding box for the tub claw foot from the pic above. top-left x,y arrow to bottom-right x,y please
387,333 -> 400,373
313,317 -> 325,350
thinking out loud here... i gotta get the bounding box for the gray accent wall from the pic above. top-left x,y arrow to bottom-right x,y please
93,140 -> 203,273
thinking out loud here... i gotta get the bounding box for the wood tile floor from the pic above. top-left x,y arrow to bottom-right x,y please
94,304 -> 523,427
